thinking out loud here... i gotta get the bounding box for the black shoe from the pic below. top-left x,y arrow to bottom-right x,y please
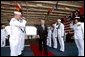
18,54 -> 23,56
59,50 -> 64,52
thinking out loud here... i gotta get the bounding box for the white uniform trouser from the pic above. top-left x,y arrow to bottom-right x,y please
20,37 -> 25,51
53,36 -> 57,48
1,38 -> 6,47
17,37 -> 24,56
17,33 -> 25,56
75,39 -> 84,56
58,36 -> 64,51
17,38 -> 23,55
9,37 -> 19,56
47,37 -> 51,47
20,33 -> 25,51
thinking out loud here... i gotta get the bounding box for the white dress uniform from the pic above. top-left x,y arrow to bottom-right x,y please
70,22 -> 84,56
9,18 -> 25,56
1,28 -> 7,47
52,24 -> 57,48
47,27 -> 52,47
56,23 -> 65,52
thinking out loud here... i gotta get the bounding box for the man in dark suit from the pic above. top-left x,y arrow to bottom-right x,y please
37,19 -> 48,55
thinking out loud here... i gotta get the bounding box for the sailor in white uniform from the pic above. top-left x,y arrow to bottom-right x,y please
9,11 -> 25,56
52,24 -> 57,48
70,17 -> 84,56
1,25 -> 7,47
56,19 -> 65,52
47,27 -> 52,47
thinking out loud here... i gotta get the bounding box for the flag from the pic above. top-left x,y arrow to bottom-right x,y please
15,3 -> 22,12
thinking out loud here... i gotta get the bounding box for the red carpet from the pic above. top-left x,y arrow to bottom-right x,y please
30,44 -> 55,56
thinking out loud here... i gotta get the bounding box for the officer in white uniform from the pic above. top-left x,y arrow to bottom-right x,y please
56,19 -> 65,52
1,25 -> 7,47
70,17 -> 84,56
52,24 -> 57,48
47,27 -> 52,47
9,11 -> 25,56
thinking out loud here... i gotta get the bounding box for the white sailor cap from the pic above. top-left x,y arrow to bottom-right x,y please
14,11 -> 21,15
57,19 -> 61,22
75,16 -> 80,19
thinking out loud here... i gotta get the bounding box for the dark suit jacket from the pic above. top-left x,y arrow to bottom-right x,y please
37,24 -> 48,39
